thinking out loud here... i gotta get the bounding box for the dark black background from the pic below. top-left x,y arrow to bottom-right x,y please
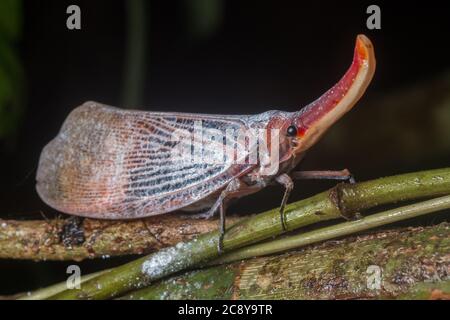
1,1 -> 449,294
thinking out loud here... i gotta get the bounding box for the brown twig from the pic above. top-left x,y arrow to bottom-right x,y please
0,214 -> 243,261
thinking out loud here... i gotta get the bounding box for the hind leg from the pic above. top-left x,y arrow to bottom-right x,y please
275,173 -> 294,232
188,179 -> 265,253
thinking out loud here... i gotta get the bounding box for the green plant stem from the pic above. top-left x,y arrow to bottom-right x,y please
120,222 -> 450,300
49,168 -> 450,299
18,269 -> 110,300
212,194 -> 450,265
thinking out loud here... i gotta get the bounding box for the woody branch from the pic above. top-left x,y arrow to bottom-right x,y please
40,168 -> 450,299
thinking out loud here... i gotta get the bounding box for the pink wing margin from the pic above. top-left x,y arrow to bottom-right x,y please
36,101 -> 255,219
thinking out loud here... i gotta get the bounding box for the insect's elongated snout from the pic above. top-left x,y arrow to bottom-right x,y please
291,34 -> 376,153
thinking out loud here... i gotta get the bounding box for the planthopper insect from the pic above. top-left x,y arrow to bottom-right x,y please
36,34 -> 376,252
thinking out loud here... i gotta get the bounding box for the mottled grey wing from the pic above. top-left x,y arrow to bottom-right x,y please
36,101 -> 255,219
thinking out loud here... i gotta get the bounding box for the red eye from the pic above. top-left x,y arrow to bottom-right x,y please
286,125 -> 297,137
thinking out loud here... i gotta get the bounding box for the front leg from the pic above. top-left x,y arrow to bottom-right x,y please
292,169 -> 361,221
291,169 -> 355,184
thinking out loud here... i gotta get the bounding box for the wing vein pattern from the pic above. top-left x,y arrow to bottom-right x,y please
36,102 -> 254,219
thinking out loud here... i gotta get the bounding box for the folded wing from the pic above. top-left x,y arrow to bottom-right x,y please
36,102 -> 254,219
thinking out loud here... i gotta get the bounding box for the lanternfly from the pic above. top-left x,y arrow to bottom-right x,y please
36,35 -> 376,252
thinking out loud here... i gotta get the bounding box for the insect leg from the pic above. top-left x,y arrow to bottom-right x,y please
209,179 -> 264,253
185,179 -> 265,252
186,182 -> 239,220
218,200 -> 226,253
186,207 -> 219,220
291,169 -> 355,184
291,169 -> 362,220
275,173 -> 294,232
210,179 -> 242,253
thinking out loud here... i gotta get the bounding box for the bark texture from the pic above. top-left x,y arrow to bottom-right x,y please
0,214 -> 242,261
123,223 -> 450,300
